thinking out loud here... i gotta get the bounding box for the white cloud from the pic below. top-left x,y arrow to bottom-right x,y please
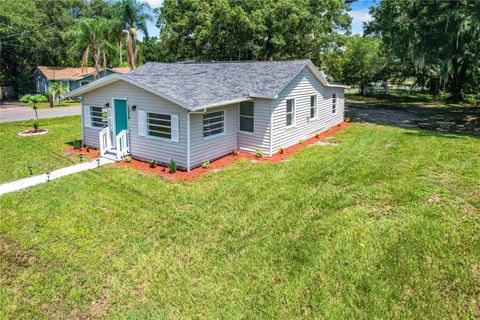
141,0 -> 164,8
349,8 -> 373,34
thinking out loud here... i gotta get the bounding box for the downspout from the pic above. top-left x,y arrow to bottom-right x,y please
269,101 -> 273,156
81,97 -> 85,147
186,112 -> 191,171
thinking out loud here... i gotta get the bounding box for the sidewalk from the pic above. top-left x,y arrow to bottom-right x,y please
0,157 -> 115,196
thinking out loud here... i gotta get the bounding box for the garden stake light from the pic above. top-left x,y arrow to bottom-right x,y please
96,159 -> 101,167
46,172 -> 51,182
79,154 -> 83,162
27,165 -> 33,175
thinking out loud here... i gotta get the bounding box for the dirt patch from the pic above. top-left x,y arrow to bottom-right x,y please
117,122 -> 349,181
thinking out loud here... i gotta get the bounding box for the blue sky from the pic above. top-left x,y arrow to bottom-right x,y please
140,0 -> 378,38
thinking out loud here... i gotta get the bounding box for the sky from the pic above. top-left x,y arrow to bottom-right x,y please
140,0 -> 377,39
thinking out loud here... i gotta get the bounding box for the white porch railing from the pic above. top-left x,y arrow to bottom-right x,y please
99,127 -> 111,156
115,129 -> 129,160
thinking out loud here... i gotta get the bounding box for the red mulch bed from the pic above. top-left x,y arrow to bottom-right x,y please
117,122 -> 349,181
66,146 -> 100,159
18,129 -> 49,136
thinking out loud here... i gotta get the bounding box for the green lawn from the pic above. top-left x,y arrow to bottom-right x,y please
19,99 -> 80,109
0,119 -> 479,319
0,116 -> 84,183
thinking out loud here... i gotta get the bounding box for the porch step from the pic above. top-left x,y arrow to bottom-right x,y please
102,152 -> 118,161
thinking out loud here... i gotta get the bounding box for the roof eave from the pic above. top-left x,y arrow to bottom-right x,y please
65,74 -> 194,111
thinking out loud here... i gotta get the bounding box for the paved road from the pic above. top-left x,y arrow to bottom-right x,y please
346,100 -> 480,136
0,103 -> 81,123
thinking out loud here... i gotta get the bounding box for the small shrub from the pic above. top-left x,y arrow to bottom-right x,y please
125,155 -> 132,163
149,160 -> 157,168
169,158 -> 177,173
278,148 -> 284,154
232,149 -> 240,156
33,122 -> 39,130
328,127 -> 333,132
202,160 -> 210,169
345,117 -> 352,122
255,148 -> 263,158
19,93 -> 48,104
315,132 -> 320,138
86,146 -> 91,152
72,139 -> 81,150
299,139 -> 305,145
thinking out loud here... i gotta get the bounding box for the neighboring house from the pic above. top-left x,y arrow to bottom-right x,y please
66,60 -> 347,171
33,66 -> 130,94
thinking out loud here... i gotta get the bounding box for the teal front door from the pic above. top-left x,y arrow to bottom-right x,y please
114,99 -> 128,135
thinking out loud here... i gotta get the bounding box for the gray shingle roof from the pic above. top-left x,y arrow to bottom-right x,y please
124,60 -> 310,109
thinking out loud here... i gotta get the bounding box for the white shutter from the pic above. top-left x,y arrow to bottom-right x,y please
83,105 -> 91,128
138,110 -> 147,137
171,114 -> 179,142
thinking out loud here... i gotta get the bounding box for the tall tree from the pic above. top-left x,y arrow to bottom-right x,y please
367,0 -> 480,100
112,0 -> 152,68
67,18 -> 115,80
343,36 -> 383,95
156,0 -> 352,64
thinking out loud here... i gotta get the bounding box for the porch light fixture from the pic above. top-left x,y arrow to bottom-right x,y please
104,102 -> 110,108
131,105 -> 136,111
27,165 -> 33,175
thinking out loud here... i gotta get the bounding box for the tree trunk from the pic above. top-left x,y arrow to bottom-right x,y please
49,92 -> 54,108
360,82 -> 365,96
449,58 -> 467,102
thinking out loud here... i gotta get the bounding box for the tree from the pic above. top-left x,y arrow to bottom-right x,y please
342,36 -> 383,95
367,0 -> 480,100
156,0 -> 352,64
48,81 -> 68,107
112,0 -> 152,69
67,18 -> 115,80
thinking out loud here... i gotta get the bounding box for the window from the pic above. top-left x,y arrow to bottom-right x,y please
147,113 -> 172,139
286,99 -> 295,127
239,101 -> 254,133
90,106 -> 107,128
332,93 -> 337,113
310,95 -> 317,118
81,81 -> 90,86
203,111 -> 225,137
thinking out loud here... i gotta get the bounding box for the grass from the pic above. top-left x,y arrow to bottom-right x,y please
346,91 -> 479,107
0,118 -> 479,319
0,116 -> 85,183
19,99 -> 80,109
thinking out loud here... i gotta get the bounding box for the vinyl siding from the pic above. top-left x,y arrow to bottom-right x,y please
271,67 -> 345,151
82,80 -> 188,168
189,104 -> 238,168
237,98 -> 272,154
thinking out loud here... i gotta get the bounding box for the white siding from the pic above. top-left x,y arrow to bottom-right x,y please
189,104 -> 238,168
237,98 -> 272,154
271,67 -> 345,152
82,81 -> 188,169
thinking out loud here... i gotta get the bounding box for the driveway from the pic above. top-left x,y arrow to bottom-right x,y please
346,100 -> 480,136
0,102 -> 81,123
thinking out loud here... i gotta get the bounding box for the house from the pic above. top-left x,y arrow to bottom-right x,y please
65,60 -> 347,171
33,66 -> 130,95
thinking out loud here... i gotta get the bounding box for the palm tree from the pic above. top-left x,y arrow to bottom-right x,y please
67,18 -> 115,80
112,0 -> 152,69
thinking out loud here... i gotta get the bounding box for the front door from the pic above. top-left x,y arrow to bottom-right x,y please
114,99 -> 128,135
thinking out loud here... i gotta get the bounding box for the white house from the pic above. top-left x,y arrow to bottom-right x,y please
66,60 -> 347,171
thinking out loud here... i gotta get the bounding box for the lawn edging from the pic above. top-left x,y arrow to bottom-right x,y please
117,122 -> 350,181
